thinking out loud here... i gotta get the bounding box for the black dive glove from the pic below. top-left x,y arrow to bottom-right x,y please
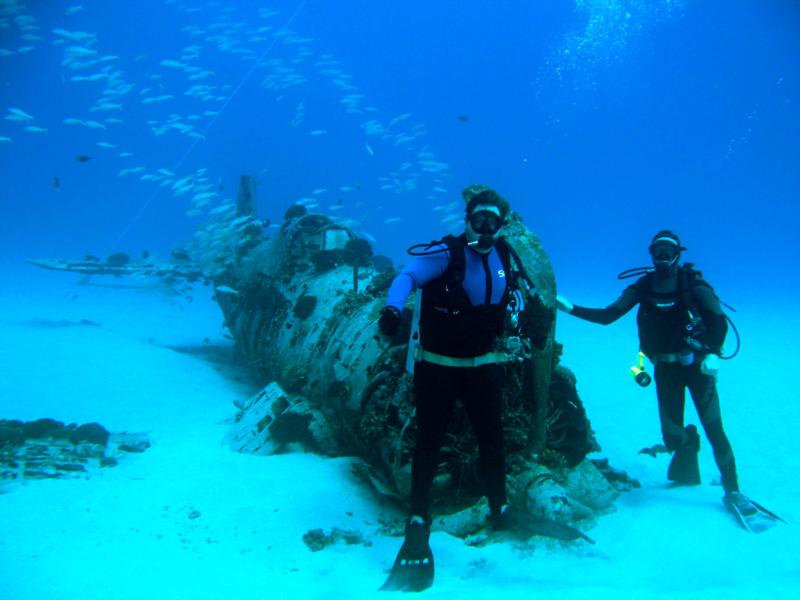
378,306 -> 401,337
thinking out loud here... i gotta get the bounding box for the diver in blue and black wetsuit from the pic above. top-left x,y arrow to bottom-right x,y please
378,189 -> 516,592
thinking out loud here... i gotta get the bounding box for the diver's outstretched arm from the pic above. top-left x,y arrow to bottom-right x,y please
557,287 -> 639,325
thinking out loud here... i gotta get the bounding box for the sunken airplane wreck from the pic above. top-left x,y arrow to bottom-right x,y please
28,176 -> 637,542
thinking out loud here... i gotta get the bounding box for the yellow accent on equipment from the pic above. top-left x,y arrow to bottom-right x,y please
629,351 -> 652,387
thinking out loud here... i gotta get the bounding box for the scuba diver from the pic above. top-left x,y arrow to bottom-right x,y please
377,188 -> 521,592
555,230 -> 759,516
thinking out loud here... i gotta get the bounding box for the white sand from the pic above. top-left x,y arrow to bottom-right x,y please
1,267 -> 797,599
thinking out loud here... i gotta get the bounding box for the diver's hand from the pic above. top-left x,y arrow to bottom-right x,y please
701,354 -> 720,379
378,306 -> 401,337
556,294 -> 574,314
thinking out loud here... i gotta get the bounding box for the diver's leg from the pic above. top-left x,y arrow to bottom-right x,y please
410,361 -> 457,521
655,362 -> 688,450
688,365 -> 739,493
383,363 -> 443,592
460,364 -> 506,515
656,362 -> 700,484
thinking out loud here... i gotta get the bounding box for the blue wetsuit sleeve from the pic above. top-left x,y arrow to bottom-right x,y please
386,247 -> 450,310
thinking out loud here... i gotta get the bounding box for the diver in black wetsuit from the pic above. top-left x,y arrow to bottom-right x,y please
557,230 -> 753,513
377,188 -> 521,591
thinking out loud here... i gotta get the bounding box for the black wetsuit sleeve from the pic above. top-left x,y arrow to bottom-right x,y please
693,284 -> 728,354
570,285 -> 639,325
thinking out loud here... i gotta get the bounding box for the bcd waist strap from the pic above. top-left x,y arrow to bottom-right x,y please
416,348 -> 512,368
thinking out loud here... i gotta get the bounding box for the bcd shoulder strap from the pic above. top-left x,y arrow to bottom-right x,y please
441,233 -> 466,286
680,263 -> 714,317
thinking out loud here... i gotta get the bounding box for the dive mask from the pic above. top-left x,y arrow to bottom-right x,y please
649,242 -> 680,262
469,211 -> 502,235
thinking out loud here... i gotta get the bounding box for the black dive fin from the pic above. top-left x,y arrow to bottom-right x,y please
724,494 -> 785,534
380,524 -> 434,592
667,425 -> 701,485
667,449 -> 701,485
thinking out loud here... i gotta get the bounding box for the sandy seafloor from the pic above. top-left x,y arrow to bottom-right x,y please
1,263 -> 798,600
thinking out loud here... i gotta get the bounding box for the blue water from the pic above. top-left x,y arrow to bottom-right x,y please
1,0 -> 798,298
